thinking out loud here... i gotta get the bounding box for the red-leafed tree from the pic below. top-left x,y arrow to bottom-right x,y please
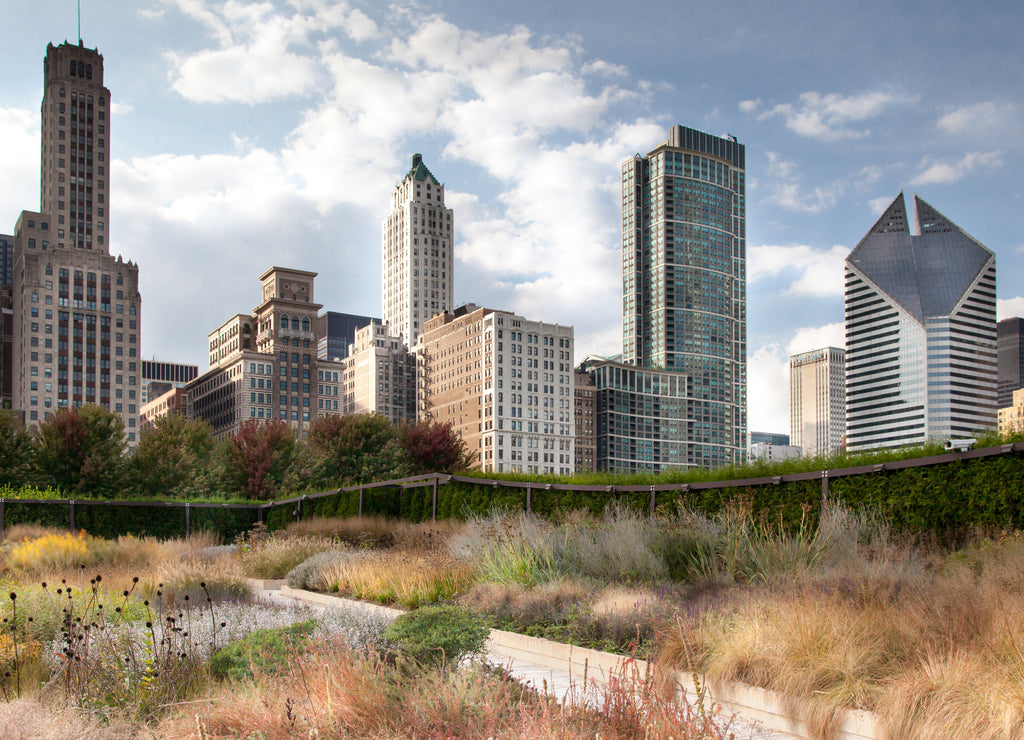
220,419 -> 297,500
400,420 -> 474,475
33,405 -> 126,497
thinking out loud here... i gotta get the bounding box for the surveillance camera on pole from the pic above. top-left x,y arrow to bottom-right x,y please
945,438 -> 976,452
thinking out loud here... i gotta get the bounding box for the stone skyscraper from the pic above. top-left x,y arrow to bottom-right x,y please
382,154 -> 453,348
619,125 -> 747,468
11,41 -> 142,441
845,193 -> 996,451
790,346 -> 846,457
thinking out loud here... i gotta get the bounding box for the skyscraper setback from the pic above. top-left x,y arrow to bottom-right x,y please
382,154 -> 453,348
11,41 -> 142,440
619,125 -> 747,468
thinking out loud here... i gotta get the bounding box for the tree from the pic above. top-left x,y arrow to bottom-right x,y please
130,414 -> 217,498
400,420 -> 474,475
0,409 -> 34,489
34,405 -> 126,497
306,413 -> 406,486
220,418 -> 297,500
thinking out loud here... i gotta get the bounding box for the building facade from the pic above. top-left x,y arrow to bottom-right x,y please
317,311 -> 374,361
621,125 -> 747,468
186,267 -> 344,437
845,193 -> 997,451
573,368 -> 597,472
382,154 -> 453,348
998,388 -> 1024,437
140,386 -> 186,429
749,442 -> 802,461
997,318 -> 1024,409
339,320 -> 416,423
748,431 -> 790,447
10,41 -> 142,441
418,305 -> 574,475
141,359 -> 197,405
790,346 -> 846,458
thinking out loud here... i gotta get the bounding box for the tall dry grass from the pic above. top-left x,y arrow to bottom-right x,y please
317,549 -> 477,608
284,514 -> 463,551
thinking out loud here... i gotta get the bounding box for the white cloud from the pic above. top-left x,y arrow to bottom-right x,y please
868,196 -> 893,215
747,322 -> 846,434
998,297 -> 1024,321
750,90 -> 911,141
748,244 -> 849,297
762,152 -> 843,213
0,107 -> 39,229
911,151 -> 1003,185
938,102 -> 1016,136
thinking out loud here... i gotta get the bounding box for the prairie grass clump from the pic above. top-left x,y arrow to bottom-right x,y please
451,511 -> 557,587
154,553 -> 252,606
238,534 -> 334,579
5,531 -> 110,574
321,549 -> 476,607
285,548 -> 359,590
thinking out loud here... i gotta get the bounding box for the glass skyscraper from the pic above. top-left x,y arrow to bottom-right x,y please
619,125 -> 747,468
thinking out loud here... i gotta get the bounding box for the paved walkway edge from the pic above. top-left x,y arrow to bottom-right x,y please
270,583 -> 881,740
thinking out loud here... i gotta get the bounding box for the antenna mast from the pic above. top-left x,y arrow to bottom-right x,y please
77,0 -> 81,43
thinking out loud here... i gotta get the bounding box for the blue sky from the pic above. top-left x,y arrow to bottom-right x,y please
2,0 -> 1022,435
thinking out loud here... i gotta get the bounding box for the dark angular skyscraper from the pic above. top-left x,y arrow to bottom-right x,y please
998,317 -> 1024,408
845,193 -> 997,451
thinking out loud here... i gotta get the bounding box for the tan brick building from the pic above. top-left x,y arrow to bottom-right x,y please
339,320 -> 416,423
998,388 -> 1024,437
418,305 -> 574,475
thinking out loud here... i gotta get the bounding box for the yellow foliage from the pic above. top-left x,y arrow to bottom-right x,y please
6,531 -> 99,573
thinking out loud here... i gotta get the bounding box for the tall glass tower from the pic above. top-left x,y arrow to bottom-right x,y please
620,125 -> 747,468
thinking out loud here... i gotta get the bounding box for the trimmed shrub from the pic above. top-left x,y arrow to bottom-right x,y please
383,605 -> 489,670
209,619 -> 318,681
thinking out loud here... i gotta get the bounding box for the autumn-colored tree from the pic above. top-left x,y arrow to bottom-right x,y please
306,413 -> 406,486
400,420 -> 474,475
0,409 -> 35,488
220,419 -> 297,500
34,405 -> 126,497
130,413 -> 217,498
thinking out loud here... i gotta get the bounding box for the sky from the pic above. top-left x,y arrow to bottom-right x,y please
1,0 -> 1022,436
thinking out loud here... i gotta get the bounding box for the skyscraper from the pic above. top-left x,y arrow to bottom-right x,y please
790,346 -> 846,457
845,193 -> 996,451
11,41 -> 142,441
382,154 -> 453,348
620,125 -> 747,468
997,317 -> 1024,408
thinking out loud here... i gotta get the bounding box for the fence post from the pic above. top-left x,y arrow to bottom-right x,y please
358,487 -> 364,518
0,498 -> 5,537
821,470 -> 829,510
185,502 -> 191,538
431,477 -> 438,523
526,483 -> 532,515
69,499 -> 75,533
649,485 -> 657,518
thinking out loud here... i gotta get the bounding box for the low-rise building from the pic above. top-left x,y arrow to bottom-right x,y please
998,388 -> 1024,437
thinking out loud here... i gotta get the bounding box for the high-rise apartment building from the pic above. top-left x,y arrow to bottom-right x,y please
186,267 -> 345,437
620,125 -> 747,468
1,236 -> 12,408
0,235 -> 12,287
790,346 -> 846,457
382,154 -> 453,348
11,41 -> 142,441
418,304 -> 574,475
845,193 -> 997,451
997,318 -> 1024,408
339,320 -> 416,423
573,368 -> 597,472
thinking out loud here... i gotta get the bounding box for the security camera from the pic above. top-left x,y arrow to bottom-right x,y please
945,438 -> 976,452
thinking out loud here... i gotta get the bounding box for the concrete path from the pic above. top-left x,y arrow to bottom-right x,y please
255,582 -> 792,739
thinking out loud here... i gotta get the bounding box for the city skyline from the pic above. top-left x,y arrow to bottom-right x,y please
1,0 -> 1022,434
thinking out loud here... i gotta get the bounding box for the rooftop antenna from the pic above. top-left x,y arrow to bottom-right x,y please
77,0 -> 81,44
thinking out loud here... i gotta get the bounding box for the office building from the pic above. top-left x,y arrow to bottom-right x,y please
845,193 -> 997,451
573,368 -> 597,472
418,304 -> 574,475
141,359 -> 197,404
790,346 -> 846,457
998,318 -> 1024,408
748,431 -> 790,447
749,442 -> 802,461
382,154 -> 453,347
317,311 -> 374,361
10,41 -> 143,441
186,267 -> 344,437
339,320 -> 416,423
620,125 -> 747,468
140,386 -> 186,429
0,234 -> 12,287
0,235 -> 12,408
998,388 -> 1024,437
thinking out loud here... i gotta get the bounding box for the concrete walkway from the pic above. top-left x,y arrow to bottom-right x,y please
254,581 -> 795,739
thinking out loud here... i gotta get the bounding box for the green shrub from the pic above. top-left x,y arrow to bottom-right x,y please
209,619 -> 318,681
383,605 -> 489,670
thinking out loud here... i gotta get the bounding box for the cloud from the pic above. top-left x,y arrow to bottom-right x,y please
747,322 -> 846,434
0,107 -> 40,229
748,244 -> 849,297
938,102 -> 1016,137
911,151 -> 1003,185
762,152 -> 843,213
868,196 -> 893,215
747,90 -> 911,141
998,297 -> 1024,321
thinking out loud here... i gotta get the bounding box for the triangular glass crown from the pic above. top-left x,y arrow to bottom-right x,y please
848,192 -> 994,321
